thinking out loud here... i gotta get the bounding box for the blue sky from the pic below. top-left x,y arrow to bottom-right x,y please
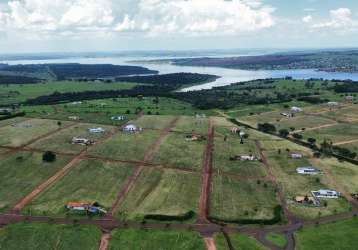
0,0 -> 357,53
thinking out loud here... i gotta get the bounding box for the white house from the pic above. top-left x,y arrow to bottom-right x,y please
68,116 -> 80,121
70,101 -> 82,105
291,153 -> 303,159
296,167 -> 320,175
291,107 -> 303,113
327,102 -> 339,107
123,124 -> 141,133
0,108 -> 12,114
281,112 -> 292,118
240,155 -> 256,161
239,131 -> 246,138
72,137 -> 93,146
111,116 -> 125,121
88,127 -> 105,133
312,189 -> 340,199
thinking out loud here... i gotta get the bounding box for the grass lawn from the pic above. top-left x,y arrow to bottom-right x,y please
30,123 -> 115,154
0,152 -> 72,212
212,116 -> 235,127
260,139 -> 310,152
214,233 -> 268,250
265,233 -> 287,248
0,118 -> 70,147
88,130 -> 160,162
116,168 -> 201,221
213,132 -> 266,177
0,223 -> 101,250
130,115 -> 175,130
295,218 -> 358,250
109,229 -> 206,250
152,132 -> 206,170
213,233 -> 229,250
173,116 -> 208,134
210,175 -> 279,222
302,123 -> 358,144
0,117 -> 28,127
23,159 -> 134,216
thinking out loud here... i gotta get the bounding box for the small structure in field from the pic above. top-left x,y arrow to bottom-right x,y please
70,101 -> 82,105
68,116 -> 80,121
88,127 -> 105,133
281,112 -> 292,118
123,124 -> 141,133
296,167 -> 321,175
186,131 -> 204,141
230,155 -> 257,161
291,107 -> 303,113
71,137 -> 94,146
111,116 -> 125,121
327,101 -> 339,107
231,127 -> 239,134
294,196 -> 320,206
65,202 -> 107,214
291,153 -> 303,159
351,193 -> 358,200
346,96 -> 354,101
312,189 -> 340,199
0,108 -> 12,115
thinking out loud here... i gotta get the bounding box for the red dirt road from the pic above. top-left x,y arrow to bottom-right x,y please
98,233 -> 111,250
204,237 -> 217,250
198,118 -> 214,223
108,117 -> 179,216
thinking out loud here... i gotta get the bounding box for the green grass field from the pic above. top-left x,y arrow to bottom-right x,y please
152,132 -> 206,170
88,129 -> 160,162
265,233 -> 287,248
0,118 -> 70,147
23,159 -> 134,216
295,218 -> 358,250
30,123 -> 115,154
0,223 -> 101,250
0,81 -> 137,105
173,116 -> 208,134
0,152 -> 72,212
210,175 -> 279,222
0,117 -> 28,127
214,233 -> 268,250
109,229 -> 206,250
116,168 -> 201,221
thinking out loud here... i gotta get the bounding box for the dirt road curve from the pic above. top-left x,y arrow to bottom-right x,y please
198,118 -> 214,223
99,233 -> 111,250
333,138 -> 358,146
108,117 -> 179,216
292,122 -> 338,133
204,237 -> 217,250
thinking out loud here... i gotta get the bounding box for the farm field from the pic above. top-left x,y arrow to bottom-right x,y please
210,175 -> 279,222
88,129 -> 160,162
29,123 -> 115,154
0,223 -> 101,250
152,132 -> 206,170
109,229 -> 206,250
317,105 -> 358,123
0,118 -> 70,147
266,152 -> 352,220
0,152 -> 72,212
116,168 -> 201,221
214,233 -> 268,250
0,116 -> 28,127
173,116 -> 208,134
131,115 -> 175,130
23,159 -> 134,216
294,218 -> 358,250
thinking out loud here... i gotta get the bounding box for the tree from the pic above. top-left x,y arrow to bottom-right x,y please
292,133 -> 303,140
258,123 -> 276,133
279,129 -> 289,138
42,151 -> 56,162
307,138 -> 316,145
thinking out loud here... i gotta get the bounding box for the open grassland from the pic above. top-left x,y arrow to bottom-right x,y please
210,175 -> 279,222
173,116 -> 208,134
0,81 -> 137,105
88,130 -> 160,162
275,115 -> 336,132
0,152 -> 71,212
131,115 -> 175,130
301,123 -> 358,144
214,233 -> 268,250
0,117 -> 28,127
0,223 -> 101,250
152,132 -> 206,170
21,97 -> 211,125
295,218 -> 358,250
30,123 -> 115,154
23,159 -> 134,216
260,138 -> 310,152
0,118 -> 70,147
116,168 -> 201,221
109,229 -> 206,250
265,233 -> 287,249
266,152 -> 352,220
211,116 -> 235,127
213,133 -> 266,177
318,105 -> 358,123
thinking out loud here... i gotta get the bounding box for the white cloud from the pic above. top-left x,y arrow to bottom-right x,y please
0,0 -> 275,38
312,8 -> 358,31
302,15 -> 312,23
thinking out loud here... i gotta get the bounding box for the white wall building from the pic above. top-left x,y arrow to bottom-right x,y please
312,189 -> 340,199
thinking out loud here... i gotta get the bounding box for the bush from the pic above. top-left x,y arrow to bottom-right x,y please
42,151 -> 56,162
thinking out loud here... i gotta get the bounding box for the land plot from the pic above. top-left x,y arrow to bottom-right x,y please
0,117 -> 28,127
109,229 -> 206,250
275,115 -> 336,132
30,123 -> 115,154
152,132 -> 206,170
0,151 -> 71,212
0,223 -> 101,250
130,115 -> 175,130
23,159 -> 134,216
0,118 -> 70,147
210,175 -> 279,222
88,129 -> 160,162
116,168 -> 201,221
173,116 -> 208,134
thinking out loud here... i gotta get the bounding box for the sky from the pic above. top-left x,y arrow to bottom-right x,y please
0,0 -> 358,53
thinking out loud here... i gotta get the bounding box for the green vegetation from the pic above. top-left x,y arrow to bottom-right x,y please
0,152 -> 71,212
0,223 -> 101,250
109,229 -> 206,250
265,233 -> 287,248
116,168 -> 201,221
24,159 -> 134,216
223,233 -> 268,250
295,218 -> 358,250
